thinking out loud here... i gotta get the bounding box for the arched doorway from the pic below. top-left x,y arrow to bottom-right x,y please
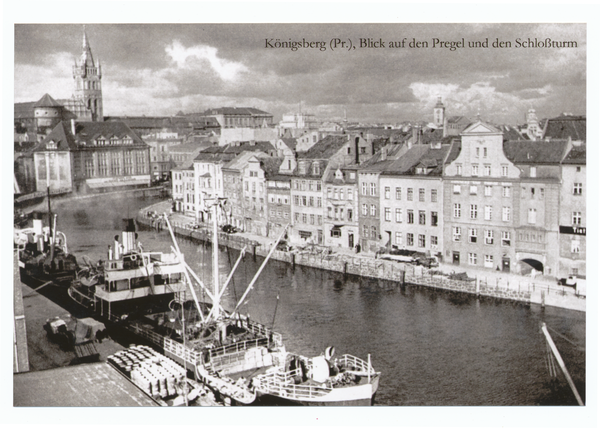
519,258 -> 544,275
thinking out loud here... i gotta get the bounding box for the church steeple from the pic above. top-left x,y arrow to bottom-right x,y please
433,96 -> 445,127
72,26 -> 103,121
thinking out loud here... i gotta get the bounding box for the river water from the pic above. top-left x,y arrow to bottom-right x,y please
50,194 -> 586,406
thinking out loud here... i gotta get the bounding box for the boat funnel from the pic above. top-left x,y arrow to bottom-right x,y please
114,235 -> 120,260
121,219 -> 136,254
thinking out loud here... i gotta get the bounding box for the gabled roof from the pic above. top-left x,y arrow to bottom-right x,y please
503,140 -> 569,164
562,144 -> 586,165
541,115 -> 586,141
32,121 -> 146,152
279,137 -> 298,151
259,157 -> 284,178
298,135 -> 348,159
380,144 -> 451,176
461,121 -> 501,134
498,124 -> 527,141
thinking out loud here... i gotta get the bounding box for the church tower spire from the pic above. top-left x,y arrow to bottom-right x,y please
72,26 -> 103,121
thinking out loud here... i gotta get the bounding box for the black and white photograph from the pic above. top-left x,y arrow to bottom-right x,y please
6,2 -> 597,427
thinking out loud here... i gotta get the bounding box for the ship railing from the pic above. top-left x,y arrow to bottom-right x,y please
337,354 -> 376,375
124,320 -> 203,367
224,315 -> 284,348
252,369 -> 332,399
209,337 -> 270,358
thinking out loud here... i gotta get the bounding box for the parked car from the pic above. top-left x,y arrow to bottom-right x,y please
222,224 -> 238,234
276,241 -> 292,252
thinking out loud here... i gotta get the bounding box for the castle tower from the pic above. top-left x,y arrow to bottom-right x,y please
433,96 -> 445,127
526,108 -> 540,140
72,27 -> 103,121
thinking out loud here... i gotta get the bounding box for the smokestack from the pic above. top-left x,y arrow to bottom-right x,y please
355,137 -> 360,164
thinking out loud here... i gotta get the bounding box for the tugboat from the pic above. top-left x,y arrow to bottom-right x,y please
15,211 -> 79,285
251,347 -> 380,406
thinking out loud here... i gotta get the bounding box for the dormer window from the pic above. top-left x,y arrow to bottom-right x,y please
97,137 -> 106,146
110,136 -> 119,145
312,162 -> 320,175
335,169 -> 343,180
45,140 -> 57,150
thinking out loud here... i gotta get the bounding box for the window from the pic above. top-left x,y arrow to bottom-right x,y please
475,147 -> 480,158
293,195 -> 299,206
309,196 -> 314,207
369,183 -> 376,196
472,164 -> 479,176
540,188 -> 544,199
501,165 -> 508,177
327,206 -> 332,219
572,211 -> 582,225
327,188 -> 333,198
317,215 -> 322,225
370,204 -> 376,216
470,204 -> 478,220
294,213 -> 300,222
362,182 -> 367,195
452,227 -> 461,242
395,187 -> 402,200
371,226 -> 377,239
407,188 -> 413,201
430,236 -> 438,247
418,210 -> 426,225
431,211 -> 438,226
317,197 -> 322,207
530,187 -> 535,199
330,227 -> 340,238
347,189 -> 352,200
470,185 -> 478,195
333,188 -> 338,199
406,233 -> 414,246
484,165 -> 491,176
317,182 -> 321,191
469,228 -> 477,243
347,209 -> 353,221
483,148 -> 488,158
484,185 -> 492,197
418,234 -> 426,248
573,183 -> 582,195
501,231 -> 511,247
310,214 -> 315,225
431,189 -> 437,202
571,239 -> 580,253
363,225 -> 369,238
468,253 -> 477,265
484,255 -> 494,268
528,208 -> 537,224
530,167 -> 537,178
502,186 -> 511,198
484,206 -> 492,220
384,187 -> 390,199
302,213 -> 307,223
302,196 -> 307,206
453,184 -> 461,194
407,210 -> 414,224
485,230 -> 494,245
502,207 -> 511,222
384,207 -> 391,222
419,188 -> 425,202
395,232 -> 403,246
456,164 -> 462,175
362,204 -> 368,216
454,203 -> 461,218
396,208 -> 403,223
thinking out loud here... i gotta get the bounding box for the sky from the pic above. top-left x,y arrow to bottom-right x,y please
13,22 -> 587,125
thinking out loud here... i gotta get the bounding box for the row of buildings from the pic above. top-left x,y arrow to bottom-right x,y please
172,114 -> 586,281
14,29 -> 586,280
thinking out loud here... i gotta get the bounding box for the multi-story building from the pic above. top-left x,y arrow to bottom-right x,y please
558,142 -> 586,279
503,140 -> 567,276
144,134 -> 183,181
266,174 -> 292,240
357,144 -> 407,253
222,151 -> 267,230
379,142 -> 454,259
242,156 -> 283,236
32,120 -> 150,194
323,166 -> 359,249
443,122 -> 522,271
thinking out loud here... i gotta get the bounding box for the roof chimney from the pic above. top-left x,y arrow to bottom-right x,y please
71,119 -> 76,136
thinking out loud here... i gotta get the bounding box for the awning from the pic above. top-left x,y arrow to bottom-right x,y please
86,176 -> 150,189
331,225 -> 344,230
299,230 -> 312,238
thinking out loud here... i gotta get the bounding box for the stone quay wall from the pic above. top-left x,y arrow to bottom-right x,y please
137,212 -> 584,312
